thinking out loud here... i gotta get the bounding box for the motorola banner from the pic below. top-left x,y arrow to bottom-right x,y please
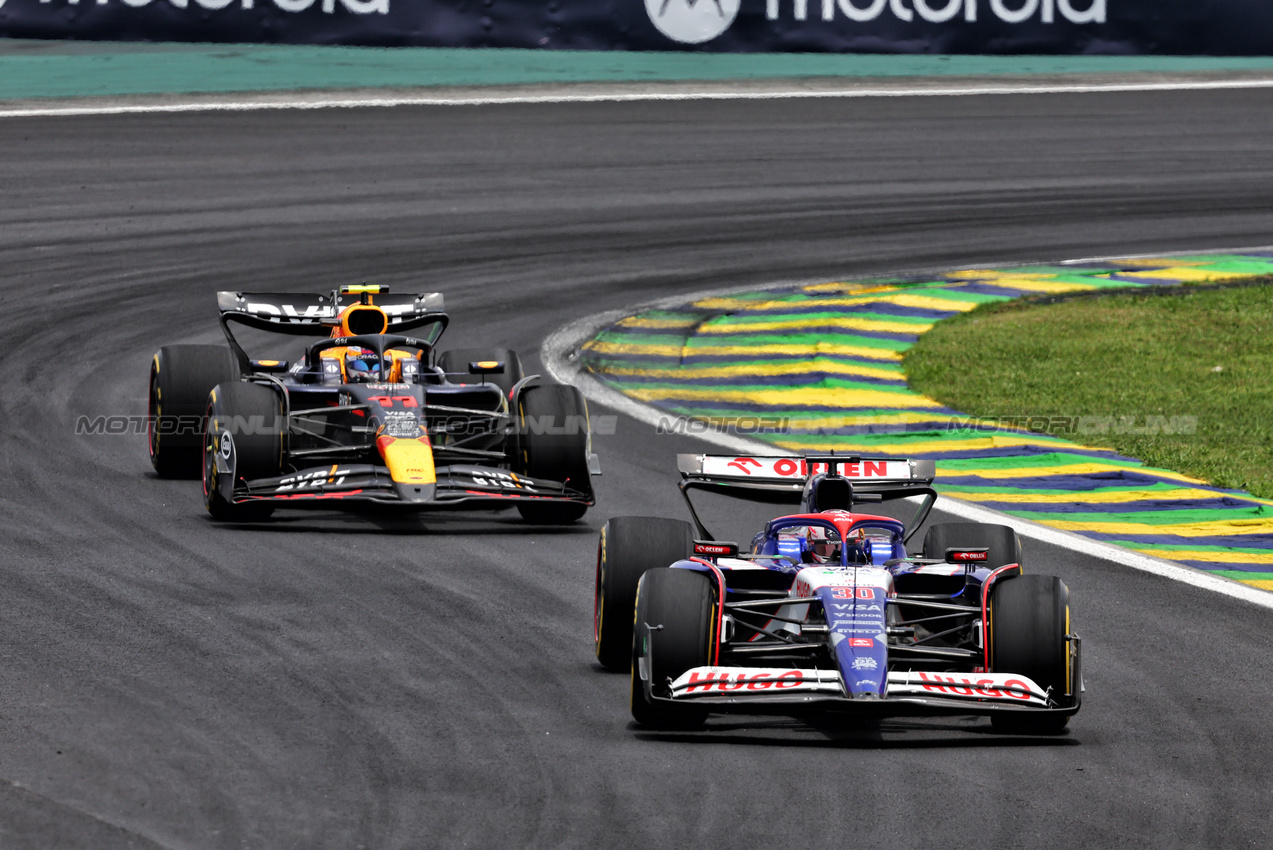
0,0 -> 1270,56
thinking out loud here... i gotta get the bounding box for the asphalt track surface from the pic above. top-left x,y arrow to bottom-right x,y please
2,89 -> 1273,849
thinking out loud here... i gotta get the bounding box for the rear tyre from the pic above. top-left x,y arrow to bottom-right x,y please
437,348 -> 524,399
514,383 -> 592,524
922,522 -> 1023,570
989,574 -> 1072,734
630,568 -> 714,730
203,382 -> 284,522
595,517 -> 695,671
149,345 -> 239,479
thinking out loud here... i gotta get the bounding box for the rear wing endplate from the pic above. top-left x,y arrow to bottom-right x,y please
216,290 -> 449,373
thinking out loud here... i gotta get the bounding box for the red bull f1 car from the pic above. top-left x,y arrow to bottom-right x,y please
148,284 -> 599,523
594,455 -> 1081,733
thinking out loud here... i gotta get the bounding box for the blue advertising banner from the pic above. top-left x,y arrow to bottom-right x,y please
0,0 -> 1269,56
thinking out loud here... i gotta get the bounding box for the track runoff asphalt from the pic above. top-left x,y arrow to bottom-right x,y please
1,86 -> 1272,849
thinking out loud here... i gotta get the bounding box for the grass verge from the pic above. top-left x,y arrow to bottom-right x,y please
903,280 -> 1273,498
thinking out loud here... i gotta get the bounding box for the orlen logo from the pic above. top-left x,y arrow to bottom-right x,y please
645,0 -> 742,44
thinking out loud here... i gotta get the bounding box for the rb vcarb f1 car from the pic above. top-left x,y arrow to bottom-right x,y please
595,454 -> 1081,733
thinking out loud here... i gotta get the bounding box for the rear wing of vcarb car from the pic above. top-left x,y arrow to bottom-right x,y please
676,453 -> 938,541
215,286 -> 450,373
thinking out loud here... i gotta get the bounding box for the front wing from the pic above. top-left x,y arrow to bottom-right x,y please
637,626 -> 1083,720
223,462 -> 593,509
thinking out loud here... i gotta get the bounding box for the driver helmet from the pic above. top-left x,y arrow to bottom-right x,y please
806,525 -> 842,564
842,528 -> 870,565
344,348 -> 383,382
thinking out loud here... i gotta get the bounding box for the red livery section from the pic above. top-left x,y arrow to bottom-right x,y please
916,672 -> 1034,701
693,541 -> 739,557
683,670 -> 805,692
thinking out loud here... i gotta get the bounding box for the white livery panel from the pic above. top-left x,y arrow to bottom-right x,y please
669,668 -> 845,698
679,454 -> 924,483
667,668 -> 1051,706
886,671 -> 1050,705
677,455 -> 936,480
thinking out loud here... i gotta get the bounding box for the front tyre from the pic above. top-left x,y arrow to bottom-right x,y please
595,517 -> 695,671
149,345 -> 239,479
203,382 -> 284,522
630,568 -> 714,730
514,383 -> 592,524
989,573 -> 1072,734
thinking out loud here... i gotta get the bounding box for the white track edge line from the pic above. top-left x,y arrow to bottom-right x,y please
6,76 -> 1273,118
541,263 -> 1273,613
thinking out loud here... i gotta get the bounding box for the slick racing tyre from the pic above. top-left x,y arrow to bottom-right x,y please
203,381 -> 284,522
437,348 -> 524,399
149,345 -> 239,479
630,568 -> 714,730
921,522 -> 1024,570
595,517 -> 695,671
988,574 -> 1072,734
513,383 -> 592,524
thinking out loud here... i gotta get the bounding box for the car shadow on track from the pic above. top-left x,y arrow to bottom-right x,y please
633,716 -> 1080,749
203,509 -> 600,537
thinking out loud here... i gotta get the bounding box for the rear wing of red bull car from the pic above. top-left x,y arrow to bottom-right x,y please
215,286 -> 449,374
676,453 -> 938,542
